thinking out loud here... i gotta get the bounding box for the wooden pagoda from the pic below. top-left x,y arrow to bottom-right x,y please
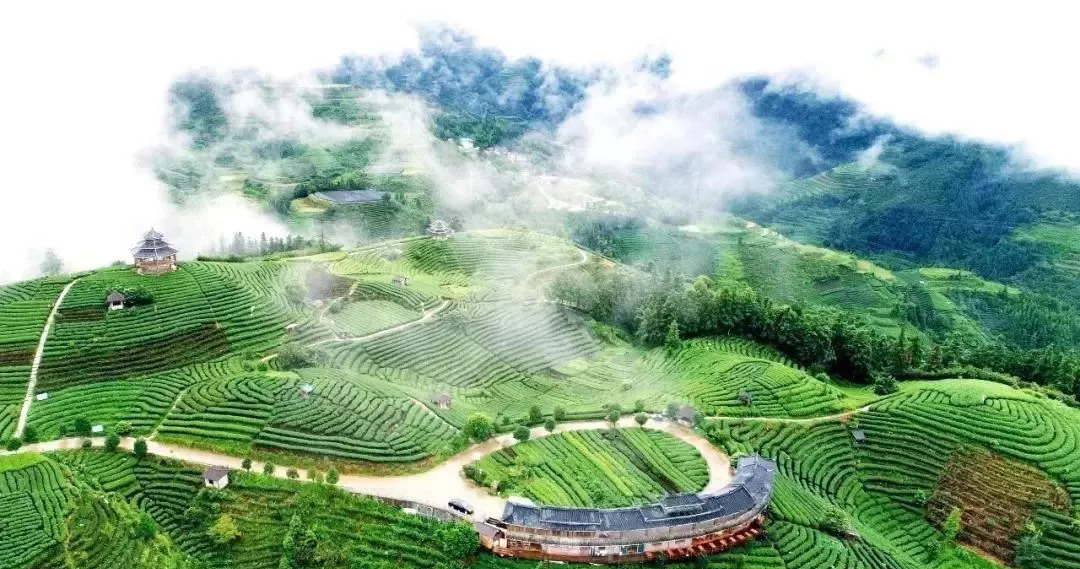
132,229 -> 178,274
427,219 -> 454,239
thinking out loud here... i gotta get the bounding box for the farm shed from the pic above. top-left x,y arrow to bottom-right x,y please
851,429 -> 867,444
392,275 -> 409,286
299,383 -> 315,397
132,229 -> 178,274
106,291 -> 126,310
677,406 -> 698,424
90,425 -> 104,434
431,392 -> 453,409
203,466 -> 230,489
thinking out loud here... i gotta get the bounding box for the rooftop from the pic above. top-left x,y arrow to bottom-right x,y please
132,228 -> 178,260
203,465 -> 229,482
312,190 -> 386,204
500,455 -> 775,533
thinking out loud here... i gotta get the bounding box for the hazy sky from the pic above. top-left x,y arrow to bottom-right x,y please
0,1 -> 1075,282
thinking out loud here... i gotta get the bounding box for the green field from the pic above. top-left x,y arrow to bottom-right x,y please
468,428 -> 709,507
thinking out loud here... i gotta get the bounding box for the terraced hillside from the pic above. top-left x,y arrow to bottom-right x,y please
468,428 -> 709,507
704,379 -> 1080,569
22,261 -> 335,441
0,277 -> 73,439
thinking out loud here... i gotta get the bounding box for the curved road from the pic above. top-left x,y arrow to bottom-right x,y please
7,416 -> 731,521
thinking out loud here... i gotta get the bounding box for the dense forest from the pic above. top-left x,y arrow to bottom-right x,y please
330,26 -> 592,148
734,79 -> 1080,285
551,265 -> 1080,400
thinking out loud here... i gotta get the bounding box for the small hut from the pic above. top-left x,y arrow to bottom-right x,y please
677,405 -> 698,425
391,275 -> 409,286
132,229 -> 178,274
203,466 -> 230,489
431,392 -> 453,409
299,383 -> 315,398
106,291 -> 126,311
427,219 -> 454,239
851,429 -> 867,444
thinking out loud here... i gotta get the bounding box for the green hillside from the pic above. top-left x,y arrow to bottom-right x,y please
3,230 -> 1080,569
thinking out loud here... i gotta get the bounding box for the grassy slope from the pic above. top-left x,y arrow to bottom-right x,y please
725,164 -> 1080,348
469,428 -> 709,507
15,377 -> 1078,569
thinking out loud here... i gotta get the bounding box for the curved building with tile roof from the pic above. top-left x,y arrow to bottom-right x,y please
476,455 -> 776,563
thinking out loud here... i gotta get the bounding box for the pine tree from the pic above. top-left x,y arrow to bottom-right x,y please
929,344 -> 943,371
664,319 -> 682,351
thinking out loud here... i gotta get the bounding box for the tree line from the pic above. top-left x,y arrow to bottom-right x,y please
550,266 -> 1080,401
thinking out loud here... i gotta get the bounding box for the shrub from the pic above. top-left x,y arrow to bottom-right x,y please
634,399 -> 645,412
73,417 -> 91,436
437,522 -> 480,560
277,342 -> 327,370
665,402 -> 679,419
820,506 -> 854,537
286,468 -> 299,480
133,438 -> 148,459
607,409 -> 621,425
80,439 -> 92,450
872,373 -> 899,395
326,466 -> 339,485
104,433 -> 120,452
544,418 -> 557,432
208,513 -> 241,544
263,462 -> 276,476
528,405 -> 543,424
464,413 -> 495,442
513,425 -> 530,442
635,412 -> 648,426
114,421 -> 134,436
5,438 -> 21,451
136,513 -> 157,540
241,457 -> 252,471
553,406 -> 566,421
22,426 -> 38,444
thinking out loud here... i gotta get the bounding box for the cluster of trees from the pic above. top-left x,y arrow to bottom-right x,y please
198,232 -> 335,261
551,267 -> 1080,399
567,214 -> 646,261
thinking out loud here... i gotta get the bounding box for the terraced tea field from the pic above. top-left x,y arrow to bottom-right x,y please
468,428 -> 709,507
705,379 -> 1080,569
0,277 -> 72,439
154,368 -> 456,464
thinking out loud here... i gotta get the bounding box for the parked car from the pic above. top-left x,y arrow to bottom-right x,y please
448,498 -> 474,516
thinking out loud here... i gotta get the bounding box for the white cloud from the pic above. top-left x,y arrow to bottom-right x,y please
1,0 -> 1077,282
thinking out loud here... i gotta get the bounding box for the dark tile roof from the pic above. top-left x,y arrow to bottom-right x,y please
203,465 -> 229,482
852,429 -> 867,442
313,190 -> 385,204
500,455 -> 776,533
106,291 -> 125,303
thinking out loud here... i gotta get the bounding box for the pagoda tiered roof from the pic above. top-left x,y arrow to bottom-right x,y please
131,228 -> 178,260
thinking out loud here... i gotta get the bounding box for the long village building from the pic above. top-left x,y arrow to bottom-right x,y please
475,455 -> 776,563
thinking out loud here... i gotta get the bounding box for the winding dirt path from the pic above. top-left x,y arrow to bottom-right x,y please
313,299 -> 451,347
6,416 -> 732,521
14,279 -> 78,438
